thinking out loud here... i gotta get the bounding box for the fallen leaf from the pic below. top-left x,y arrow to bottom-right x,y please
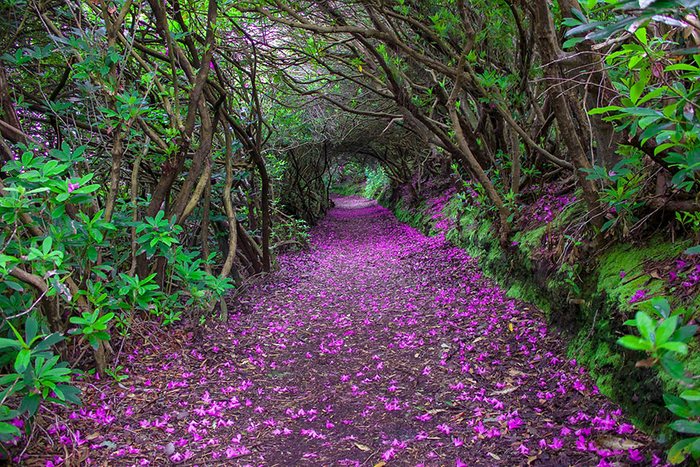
650,269 -> 663,280
635,357 -> 657,368
491,386 -> 519,395
354,443 -> 371,452
595,435 -> 644,450
99,440 -> 117,450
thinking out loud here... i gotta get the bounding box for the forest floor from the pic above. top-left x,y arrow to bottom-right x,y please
27,196 -> 658,466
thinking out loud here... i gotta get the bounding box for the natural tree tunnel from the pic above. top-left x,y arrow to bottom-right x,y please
1,0 -> 700,464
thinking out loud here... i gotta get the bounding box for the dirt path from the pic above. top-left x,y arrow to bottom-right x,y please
29,196 -> 655,466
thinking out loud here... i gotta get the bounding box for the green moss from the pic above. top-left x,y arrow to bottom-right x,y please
597,239 -> 687,313
514,225 -> 546,256
506,281 -> 551,315
550,198 -> 586,229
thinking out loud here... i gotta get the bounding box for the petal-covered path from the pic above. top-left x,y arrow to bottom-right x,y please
32,197 -> 655,466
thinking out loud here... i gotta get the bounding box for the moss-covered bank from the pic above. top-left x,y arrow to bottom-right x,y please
382,191 -> 698,433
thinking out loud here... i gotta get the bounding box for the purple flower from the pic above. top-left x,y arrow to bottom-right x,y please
67,182 -> 80,193
381,448 -> 396,461
436,423 -> 451,435
628,449 -> 644,462
629,289 -> 647,304
507,417 -> 523,430
550,437 -> 564,450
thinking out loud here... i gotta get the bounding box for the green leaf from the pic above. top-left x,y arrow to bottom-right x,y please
570,7 -> 587,23
86,245 -> 98,262
73,184 -> 100,194
617,335 -> 653,351
56,384 -> 81,405
6,321 -> 26,347
635,311 -> 655,341
673,325 -> 698,343
638,85 -> 667,105
659,341 -> 688,354
629,69 -> 650,104
656,315 -> 678,346
661,353 -> 688,381
562,17 -> 583,27
664,393 -> 692,418
0,338 -> 22,350
3,280 -> 24,292
0,422 -> 20,439
42,237 -> 53,255
34,333 -> 63,352
666,63 -> 700,73
94,331 -> 110,341
25,316 -> 39,346
621,107 -> 662,117
670,420 -> 700,435
52,385 -> 65,401
588,105 -> 622,115
669,438 -> 695,464
14,348 -> 31,372
566,22 -> 602,38
650,297 -> 671,318
563,37 -> 586,49
629,54 -> 645,69
637,115 -> 661,129
684,245 -> 700,255
98,312 -> 114,324
19,394 -> 40,416
680,390 -> 700,402
88,335 -> 100,350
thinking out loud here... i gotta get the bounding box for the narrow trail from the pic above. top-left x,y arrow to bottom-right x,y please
33,197 -> 654,466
